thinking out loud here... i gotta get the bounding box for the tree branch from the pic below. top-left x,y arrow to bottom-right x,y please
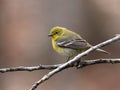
0,58 -> 120,73
0,35 -> 119,90
77,58 -> 120,68
0,64 -> 61,73
30,34 -> 120,90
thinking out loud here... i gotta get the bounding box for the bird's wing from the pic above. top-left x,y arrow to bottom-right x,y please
56,38 -> 91,50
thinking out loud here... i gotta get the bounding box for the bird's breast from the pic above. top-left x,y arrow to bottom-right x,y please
52,39 -> 80,57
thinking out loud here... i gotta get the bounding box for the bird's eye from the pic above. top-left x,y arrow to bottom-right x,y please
55,32 -> 58,34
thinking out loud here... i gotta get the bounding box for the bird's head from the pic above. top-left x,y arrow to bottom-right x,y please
48,26 -> 65,40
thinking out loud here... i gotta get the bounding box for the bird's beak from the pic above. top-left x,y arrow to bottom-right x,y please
48,34 -> 53,37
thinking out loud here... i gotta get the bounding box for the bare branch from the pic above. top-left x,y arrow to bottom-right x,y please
0,64 -> 61,73
30,34 -> 120,90
0,35 -> 119,90
77,58 -> 120,68
0,58 -> 120,73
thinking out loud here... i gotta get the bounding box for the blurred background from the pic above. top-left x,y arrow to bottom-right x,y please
0,0 -> 120,90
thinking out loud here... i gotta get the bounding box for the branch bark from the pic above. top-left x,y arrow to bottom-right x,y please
0,64 -> 61,73
0,35 -> 119,90
30,34 -> 120,90
0,58 -> 120,73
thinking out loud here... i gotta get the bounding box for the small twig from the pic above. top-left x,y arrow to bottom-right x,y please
30,34 -> 120,90
77,58 -> 120,68
0,64 -> 61,73
0,58 -> 120,73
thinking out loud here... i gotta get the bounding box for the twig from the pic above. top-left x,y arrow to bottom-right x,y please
30,34 -> 120,90
0,64 -> 61,73
0,58 -> 120,73
77,58 -> 120,68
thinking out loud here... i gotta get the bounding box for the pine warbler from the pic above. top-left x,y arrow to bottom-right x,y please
48,26 -> 109,60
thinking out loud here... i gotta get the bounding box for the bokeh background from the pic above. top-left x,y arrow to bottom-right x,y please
0,0 -> 120,90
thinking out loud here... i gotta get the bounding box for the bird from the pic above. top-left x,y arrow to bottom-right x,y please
48,26 -> 109,61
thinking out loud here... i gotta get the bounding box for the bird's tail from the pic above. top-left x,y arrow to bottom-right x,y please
96,48 -> 110,54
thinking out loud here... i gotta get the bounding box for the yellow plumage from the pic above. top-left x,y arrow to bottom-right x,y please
48,26 -> 109,60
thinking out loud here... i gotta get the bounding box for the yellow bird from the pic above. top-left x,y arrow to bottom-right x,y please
48,26 -> 109,60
